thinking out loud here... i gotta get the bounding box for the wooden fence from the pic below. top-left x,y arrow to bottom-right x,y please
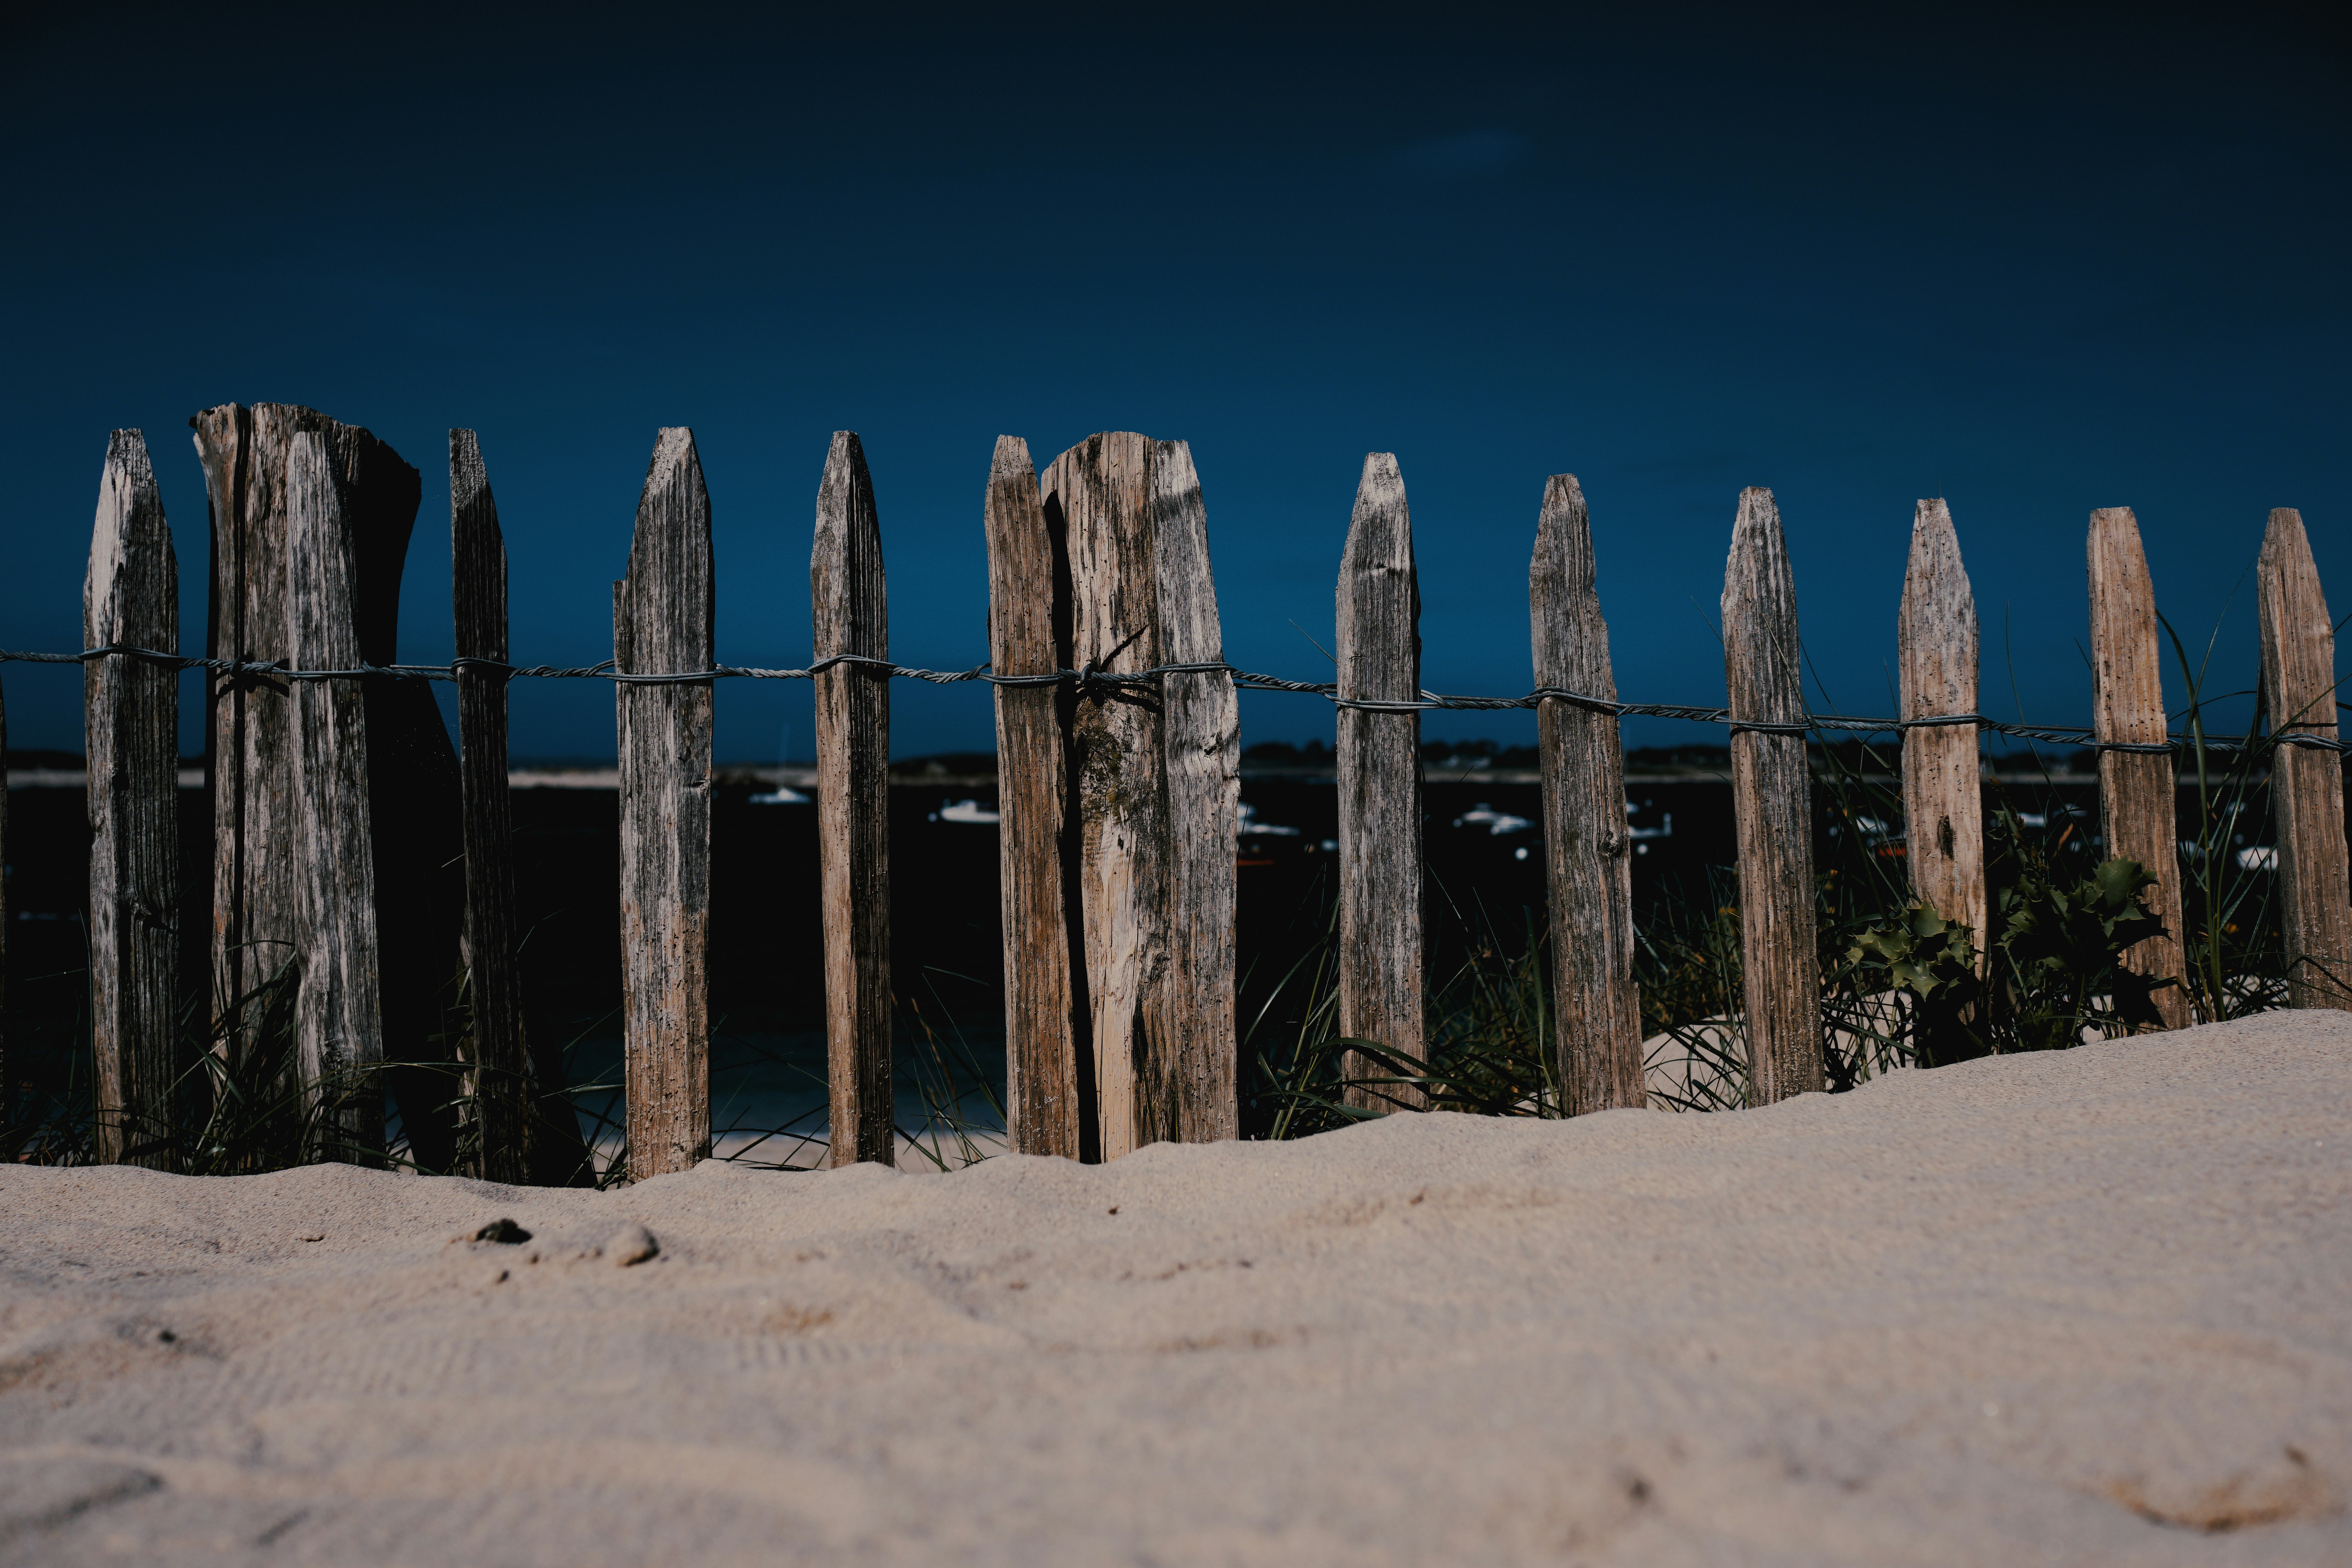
19,405 -> 2352,1179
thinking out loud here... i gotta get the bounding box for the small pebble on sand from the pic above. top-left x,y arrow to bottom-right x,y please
608,1223 -> 659,1267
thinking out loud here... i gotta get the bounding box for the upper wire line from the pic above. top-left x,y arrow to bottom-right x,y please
1,644 -> 2341,755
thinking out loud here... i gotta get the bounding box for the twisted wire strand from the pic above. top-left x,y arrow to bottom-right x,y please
4,645 -> 2343,755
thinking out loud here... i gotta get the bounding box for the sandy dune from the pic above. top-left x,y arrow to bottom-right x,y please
4,1011 -> 2348,1565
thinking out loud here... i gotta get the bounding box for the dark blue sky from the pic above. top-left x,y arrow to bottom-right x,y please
5,4 -> 2345,762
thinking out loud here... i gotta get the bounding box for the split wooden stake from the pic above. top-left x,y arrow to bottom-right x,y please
2257,507 -> 2352,1011
1724,486 -> 1822,1102
192,403 -> 292,1064
1898,500 -> 1987,962
615,428 -> 714,1176
85,429 -> 179,1167
1045,432 -> 1238,1156
1530,474 -> 1642,1112
813,432 -> 894,1167
1147,439 -> 1240,1143
984,436 -> 1083,1157
1336,453 -> 1425,1110
189,404 -> 434,1121
1054,432 -> 1160,1157
451,430 -> 532,1181
2087,507 -> 2190,1030
284,431 -> 385,1162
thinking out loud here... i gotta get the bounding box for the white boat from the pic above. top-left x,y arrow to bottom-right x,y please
933,799 -> 1000,825
1238,802 -> 1301,837
1452,802 -> 1532,837
749,719 -> 811,804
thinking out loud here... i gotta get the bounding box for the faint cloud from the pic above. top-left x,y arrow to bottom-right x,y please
1390,129 -> 1531,180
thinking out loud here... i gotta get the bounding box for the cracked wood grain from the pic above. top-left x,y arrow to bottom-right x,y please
451,429 -> 533,1181
189,404 -> 452,1163
2258,507 -> 2351,1011
1044,432 -> 1237,1157
85,429 -> 179,1167
285,432 -> 385,1163
1899,499 -> 1987,965
813,432 -> 893,1168
985,436 -> 1083,1158
1052,432 -> 1161,1159
1530,474 -> 1642,1114
1337,453 -> 1425,1111
1724,486 -> 1822,1103
1147,438 -> 1240,1144
615,428 -> 714,1176
2087,507 -> 2190,1031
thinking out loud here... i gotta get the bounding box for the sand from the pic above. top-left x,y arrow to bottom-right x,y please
3,1011 -> 2347,1566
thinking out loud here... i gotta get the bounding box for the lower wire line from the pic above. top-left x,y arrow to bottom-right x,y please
2,645 -> 2341,756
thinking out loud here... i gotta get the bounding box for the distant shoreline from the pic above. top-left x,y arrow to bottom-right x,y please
4,761 -> 2115,789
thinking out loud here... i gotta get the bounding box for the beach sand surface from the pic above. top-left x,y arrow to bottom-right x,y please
3,1011 -> 2348,1565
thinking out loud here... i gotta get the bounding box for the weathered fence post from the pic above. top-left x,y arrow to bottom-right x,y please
192,402 -> 289,1064
450,430 -> 532,1181
1148,440 -> 1240,1142
1898,499 -> 1987,963
2257,507 -> 2352,1011
0,671 -> 8,1105
285,431 -> 385,1161
1530,474 -> 1642,1113
1055,432 -> 1157,1158
813,432 -> 894,1168
1044,432 -> 1237,1157
0,671 -> 8,1102
1724,486 -> 1822,1102
984,436 -> 1083,1158
1336,453 -> 1425,1110
614,427 -> 714,1177
85,430 -> 179,1167
2087,507 -> 2190,1030
190,404 -> 457,1165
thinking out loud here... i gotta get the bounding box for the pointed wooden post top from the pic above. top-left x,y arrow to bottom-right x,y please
450,430 -> 507,666
1899,498 -> 1978,719
1530,473 -> 1614,698
1722,486 -> 1802,726
813,431 -> 886,658
2087,505 -> 2166,746
619,427 -> 713,675
2259,507 -> 2338,739
87,430 -> 172,635
1151,438 -> 1222,666
1338,453 -> 1417,703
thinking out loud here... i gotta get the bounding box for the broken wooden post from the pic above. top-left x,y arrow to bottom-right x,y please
984,436 -> 1083,1158
813,432 -> 893,1168
450,430 -> 532,1181
85,429 -> 180,1167
1147,439 -> 1240,1143
1530,474 -> 1642,1114
1044,431 -> 1238,1157
2257,507 -> 2352,1011
2087,507 -> 2190,1030
1898,499 -> 1987,962
1724,486 -> 1822,1103
1055,431 -> 1159,1158
1337,453 -> 1424,1110
284,430 -> 385,1162
614,427 -> 714,1177
189,404 -> 452,1167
